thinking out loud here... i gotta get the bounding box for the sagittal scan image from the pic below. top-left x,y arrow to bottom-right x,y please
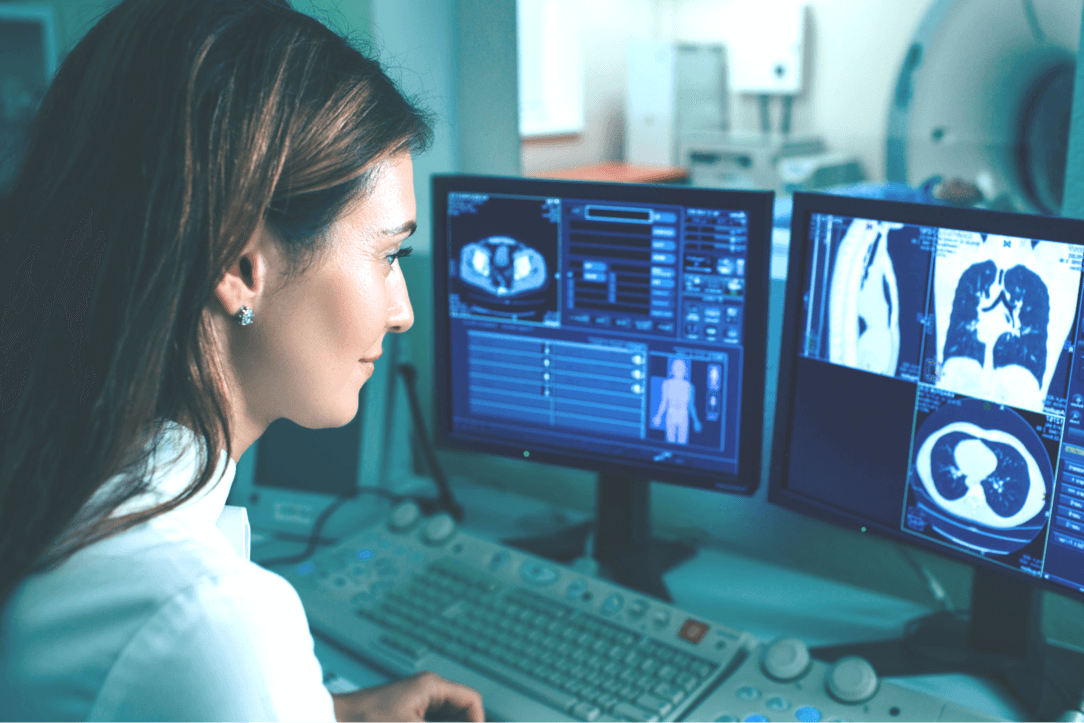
828,219 -> 904,376
447,194 -> 560,324
931,232 -> 1081,413
801,215 -> 931,381
459,236 -> 548,297
904,397 -> 1053,559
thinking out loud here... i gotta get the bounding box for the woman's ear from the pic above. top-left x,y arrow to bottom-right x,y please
213,225 -> 276,318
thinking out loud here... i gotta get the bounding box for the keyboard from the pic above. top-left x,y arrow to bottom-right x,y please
280,502 -> 755,722
280,503 -> 1004,722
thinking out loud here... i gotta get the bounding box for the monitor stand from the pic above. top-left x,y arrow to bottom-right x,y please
501,474 -> 696,602
809,566 -> 1084,720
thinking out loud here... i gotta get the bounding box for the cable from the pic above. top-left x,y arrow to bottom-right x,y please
397,363 -> 464,521
780,95 -> 793,136
255,363 -> 463,567
898,545 -> 953,611
1021,0 -> 1046,43
255,486 -> 407,568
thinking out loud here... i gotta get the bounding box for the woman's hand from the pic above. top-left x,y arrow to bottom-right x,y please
332,671 -> 484,722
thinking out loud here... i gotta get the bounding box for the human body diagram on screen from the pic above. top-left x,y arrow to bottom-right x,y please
651,358 -> 703,444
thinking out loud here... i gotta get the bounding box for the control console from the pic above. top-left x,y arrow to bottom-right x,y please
683,637 -> 1002,722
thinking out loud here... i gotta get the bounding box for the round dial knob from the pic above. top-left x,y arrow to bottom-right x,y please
387,501 -> 422,531
421,513 -> 457,545
826,655 -> 879,704
761,638 -> 812,681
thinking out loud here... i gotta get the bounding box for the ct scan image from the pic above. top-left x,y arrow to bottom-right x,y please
930,231 -> 1081,413
447,195 -> 560,324
801,215 -> 932,381
903,397 -> 1054,565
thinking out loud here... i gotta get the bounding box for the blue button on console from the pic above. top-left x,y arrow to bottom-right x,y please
356,548 -> 374,560
519,561 -> 558,586
566,578 -> 588,600
296,562 -> 315,576
743,715 -> 769,722
795,707 -> 822,722
601,593 -> 624,615
765,697 -> 790,712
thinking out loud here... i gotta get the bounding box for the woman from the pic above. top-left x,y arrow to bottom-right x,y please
0,0 -> 483,720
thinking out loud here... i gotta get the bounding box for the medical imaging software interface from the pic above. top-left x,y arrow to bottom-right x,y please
792,212 -> 1084,593
443,191 -> 750,488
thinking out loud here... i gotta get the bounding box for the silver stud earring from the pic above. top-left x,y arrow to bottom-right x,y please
235,306 -> 254,326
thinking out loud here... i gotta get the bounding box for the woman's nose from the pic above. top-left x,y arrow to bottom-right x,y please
388,269 -> 414,333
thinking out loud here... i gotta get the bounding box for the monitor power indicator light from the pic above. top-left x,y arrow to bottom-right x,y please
523,450 -> 530,458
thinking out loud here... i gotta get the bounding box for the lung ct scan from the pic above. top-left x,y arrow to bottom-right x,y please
930,232 -> 1080,414
905,395 -> 1055,568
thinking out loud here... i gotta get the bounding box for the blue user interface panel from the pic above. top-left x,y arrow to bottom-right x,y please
775,195 -> 1084,598
434,178 -> 771,493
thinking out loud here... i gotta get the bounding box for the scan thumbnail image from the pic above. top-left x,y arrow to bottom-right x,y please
448,196 -> 560,324
930,232 -> 1080,413
647,355 -> 725,450
802,216 -> 931,380
904,397 -> 1053,561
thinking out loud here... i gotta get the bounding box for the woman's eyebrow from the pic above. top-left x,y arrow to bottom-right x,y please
382,220 -> 417,238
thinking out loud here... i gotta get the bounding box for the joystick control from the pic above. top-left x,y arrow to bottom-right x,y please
388,501 -> 422,532
761,637 -> 812,681
422,512 -> 457,545
826,655 -> 879,704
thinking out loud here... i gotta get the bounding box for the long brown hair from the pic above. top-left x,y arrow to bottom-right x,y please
0,0 -> 431,606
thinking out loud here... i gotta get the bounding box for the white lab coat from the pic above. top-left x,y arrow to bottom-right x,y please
0,421 -> 336,722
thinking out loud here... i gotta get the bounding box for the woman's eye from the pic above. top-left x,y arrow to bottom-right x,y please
387,245 -> 413,266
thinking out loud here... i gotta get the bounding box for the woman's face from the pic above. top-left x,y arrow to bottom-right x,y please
230,152 -> 416,434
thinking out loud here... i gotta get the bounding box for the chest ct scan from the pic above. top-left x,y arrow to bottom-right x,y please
933,233 -> 1080,413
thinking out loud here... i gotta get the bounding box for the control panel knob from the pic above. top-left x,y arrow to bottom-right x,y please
651,609 -> 671,628
388,501 -> 422,531
761,638 -> 812,681
421,513 -> 457,545
826,655 -> 879,704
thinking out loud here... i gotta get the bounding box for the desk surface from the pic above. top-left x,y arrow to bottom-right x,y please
525,162 -> 689,184
255,479 -> 1026,721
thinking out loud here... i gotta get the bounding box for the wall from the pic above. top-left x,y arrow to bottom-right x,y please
667,0 -> 931,182
370,0 -> 520,256
521,0 -> 933,182
519,0 -> 653,174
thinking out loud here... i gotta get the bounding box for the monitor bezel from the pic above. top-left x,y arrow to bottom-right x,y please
432,174 -> 774,496
769,190 -> 1084,602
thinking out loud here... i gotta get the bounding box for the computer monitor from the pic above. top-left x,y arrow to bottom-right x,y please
431,174 -> 773,600
229,334 -> 407,542
770,191 -> 1084,717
